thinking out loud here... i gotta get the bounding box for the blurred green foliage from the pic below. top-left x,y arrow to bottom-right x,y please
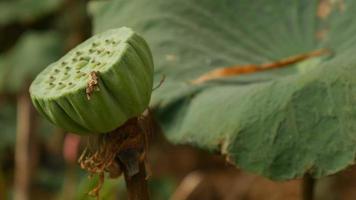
0,0 -> 62,26
0,0 -> 72,199
0,31 -> 63,93
149,178 -> 177,200
0,101 -> 16,158
73,175 -> 124,200
70,175 -> 176,200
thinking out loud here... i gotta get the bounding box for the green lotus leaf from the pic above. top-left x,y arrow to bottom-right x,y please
90,0 -> 356,180
30,27 -> 154,134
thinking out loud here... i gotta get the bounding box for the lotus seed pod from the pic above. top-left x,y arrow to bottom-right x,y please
29,27 -> 154,134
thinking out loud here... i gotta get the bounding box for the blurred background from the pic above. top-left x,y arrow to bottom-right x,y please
1,0 -> 356,200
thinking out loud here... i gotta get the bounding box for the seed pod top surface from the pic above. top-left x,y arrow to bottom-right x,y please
30,27 -> 154,134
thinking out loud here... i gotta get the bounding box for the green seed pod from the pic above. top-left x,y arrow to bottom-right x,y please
29,27 -> 154,134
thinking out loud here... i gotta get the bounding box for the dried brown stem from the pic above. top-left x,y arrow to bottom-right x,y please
192,49 -> 330,84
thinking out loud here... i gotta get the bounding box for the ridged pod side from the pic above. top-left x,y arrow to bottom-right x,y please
30,27 -> 154,134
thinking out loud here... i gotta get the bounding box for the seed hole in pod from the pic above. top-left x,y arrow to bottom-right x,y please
47,82 -> 55,89
67,82 -> 75,88
61,61 -> 67,66
72,58 -> 78,62
57,82 -> 66,89
96,63 -> 106,70
75,51 -> 82,56
96,49 -> 103,54
105,39 -> 110,43
65,66 -> 71,70
54,69 -> 60,73
45,78 -> 53,83
89,49 -> 95,53
75,72 -> 84,79
75,60 -> 88,70
92,42 -> 99,47
79,56 -> 91,61
61,73 -> 70,81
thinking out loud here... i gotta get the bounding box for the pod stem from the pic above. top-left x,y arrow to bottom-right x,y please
302,174 -> 315,200
119,153 -> 149,200
79,115 -> 151,200
114,117 -> 151,200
